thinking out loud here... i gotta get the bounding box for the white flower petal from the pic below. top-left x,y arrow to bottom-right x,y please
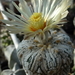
31,0 -> 38,12
6,8 -> 27,23
6,26 -> 23,33
46,0 -> 61,20
44,0 -> 52,18
42,0 -> 47,16
61,11 -> 69,19
38,0 -> 43,13
46,0 -> 61,19
0,20 -> 25,26
2,11 -> 25,25
12,2 -> 29,20
19,0 -> 32,17
47,0 -> 71,22
59,19 -> 67,24
50,0 -> 71,19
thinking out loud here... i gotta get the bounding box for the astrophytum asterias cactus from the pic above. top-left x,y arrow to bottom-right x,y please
1,0 -> 74,75
17,29 -> 74,75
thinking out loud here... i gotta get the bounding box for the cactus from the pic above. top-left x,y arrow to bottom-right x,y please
17,29 -> 74,75
1,0 -> 74,75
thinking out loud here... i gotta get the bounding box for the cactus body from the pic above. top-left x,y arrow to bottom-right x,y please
17,29 -> 74,75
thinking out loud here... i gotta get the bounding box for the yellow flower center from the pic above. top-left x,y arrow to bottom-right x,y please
28,13 -> 46,31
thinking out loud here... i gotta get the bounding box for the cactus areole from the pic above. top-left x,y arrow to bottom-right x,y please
1,0 -> 74,75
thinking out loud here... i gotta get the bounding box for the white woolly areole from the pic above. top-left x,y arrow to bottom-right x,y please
17,29 -> 74,75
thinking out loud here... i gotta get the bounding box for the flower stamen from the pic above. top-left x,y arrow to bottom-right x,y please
28,13 -> 46,31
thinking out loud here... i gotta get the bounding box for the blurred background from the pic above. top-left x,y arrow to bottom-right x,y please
0,0 -> 75,74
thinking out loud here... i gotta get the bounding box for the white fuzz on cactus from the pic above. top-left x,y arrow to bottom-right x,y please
1,0 -> 74,75
17,29 -> 73,75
